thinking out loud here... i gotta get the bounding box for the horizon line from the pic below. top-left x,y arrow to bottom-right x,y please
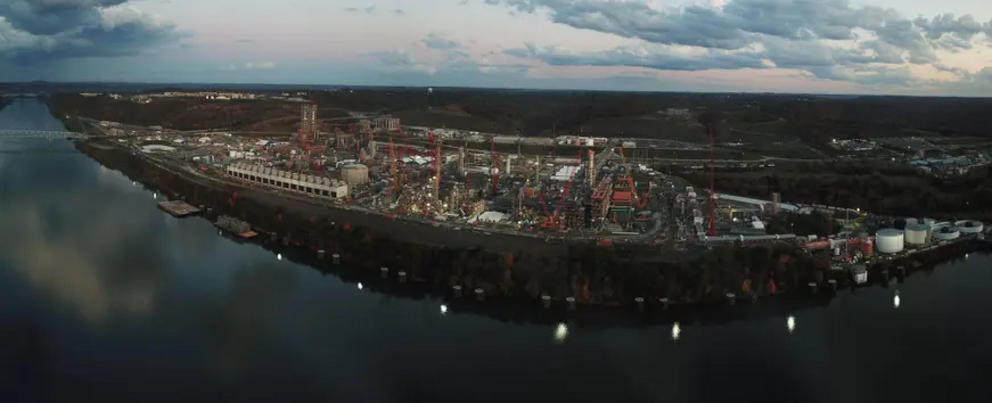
1,80 -> 991,99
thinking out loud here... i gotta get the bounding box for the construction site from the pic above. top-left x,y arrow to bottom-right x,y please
119,94 -> 674,243
104,93 -> 992,259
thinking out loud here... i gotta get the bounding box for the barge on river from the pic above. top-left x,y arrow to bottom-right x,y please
158,200 -> 201,217
215,215 -> 257,239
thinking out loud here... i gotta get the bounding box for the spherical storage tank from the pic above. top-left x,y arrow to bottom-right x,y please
875,229 -> 905,254
954,220 -> 984,234
905,223 -> 931,246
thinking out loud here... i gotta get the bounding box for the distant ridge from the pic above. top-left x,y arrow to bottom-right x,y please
1,81 -> 988,99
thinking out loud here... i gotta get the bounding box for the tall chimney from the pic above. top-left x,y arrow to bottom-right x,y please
772,192 -> 780,215
588,149 -> 596,187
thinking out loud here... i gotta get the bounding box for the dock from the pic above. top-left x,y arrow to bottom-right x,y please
158,200 -> 201,217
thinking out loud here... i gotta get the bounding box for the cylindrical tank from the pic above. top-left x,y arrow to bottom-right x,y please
954,220 -> 984,234
934,226 -> 961,240
876,229 -> 905,254
341,163 -> 370,185
905,223 -> 931,246
906,218 -> 919,226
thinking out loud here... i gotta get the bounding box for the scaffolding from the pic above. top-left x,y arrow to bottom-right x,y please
590,175 -> 613,226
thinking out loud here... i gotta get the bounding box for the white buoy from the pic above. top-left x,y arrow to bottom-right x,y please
894,290 -> 901,309
671,322 -> 681,341
277,253 -> 282,261
357,282 -> 363,290
440,304 -> 448,315
787,315 -> 796,334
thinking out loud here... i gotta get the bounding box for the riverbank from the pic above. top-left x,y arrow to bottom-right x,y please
67,131 -> 986,311
76,137 -> 834,304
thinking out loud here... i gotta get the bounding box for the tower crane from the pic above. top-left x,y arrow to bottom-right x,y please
538,148 -> 585,230
617,146 -> 652,209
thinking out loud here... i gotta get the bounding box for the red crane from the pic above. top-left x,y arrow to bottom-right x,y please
298,92 -> 326,160
538,148 -> 585,229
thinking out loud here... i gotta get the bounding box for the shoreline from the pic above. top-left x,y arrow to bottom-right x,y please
71,137 -> 988,310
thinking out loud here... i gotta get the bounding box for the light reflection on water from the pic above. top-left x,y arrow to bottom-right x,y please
2,99 -> 992,403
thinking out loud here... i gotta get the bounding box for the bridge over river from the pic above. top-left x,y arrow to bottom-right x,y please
0,130 -> 82,139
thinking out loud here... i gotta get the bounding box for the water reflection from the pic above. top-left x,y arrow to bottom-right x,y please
203,264 -> 299,376
0,142 -> 170,324
5,99 -> 992,402
554,323 -> 569,344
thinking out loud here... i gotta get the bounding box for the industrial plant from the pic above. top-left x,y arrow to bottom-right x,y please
90,93 -> 989,271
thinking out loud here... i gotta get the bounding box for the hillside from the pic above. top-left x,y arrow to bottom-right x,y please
47,94 -> 351,132
45,88 -> 992,142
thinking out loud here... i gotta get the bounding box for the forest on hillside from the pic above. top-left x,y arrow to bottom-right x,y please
40,87 -> 992,141
677,161 -> 992,219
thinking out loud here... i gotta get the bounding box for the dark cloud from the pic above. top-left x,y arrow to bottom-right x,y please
505,42 -> 766,71
0,0 -> 183,64
490,0 -> 992,88
343,6 -> 375,15
0,0 -> 127,35
422,32 -> 461,50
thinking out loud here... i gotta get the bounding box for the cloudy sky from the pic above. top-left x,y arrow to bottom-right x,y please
1,0 -> 991,95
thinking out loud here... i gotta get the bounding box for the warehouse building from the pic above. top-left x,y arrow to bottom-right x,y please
226,163 -> 348,199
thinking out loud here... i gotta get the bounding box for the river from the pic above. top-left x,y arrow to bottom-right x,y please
1,98 -> 990,403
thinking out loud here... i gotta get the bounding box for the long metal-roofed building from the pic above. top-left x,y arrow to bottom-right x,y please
226,163 -> 348,199
714,193 -> 799,213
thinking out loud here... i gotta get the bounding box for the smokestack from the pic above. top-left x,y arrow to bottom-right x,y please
506,155 -> 512,175
588,149 -> 595,188
458,147 -> 465,174
772,192 -> 780,215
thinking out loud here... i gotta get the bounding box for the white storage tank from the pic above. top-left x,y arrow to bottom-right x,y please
934,226 -> 961,240
876,229 -> 905,254
340,163 -> 370,185
905,223 -> 931,246
954,220 -> 984,234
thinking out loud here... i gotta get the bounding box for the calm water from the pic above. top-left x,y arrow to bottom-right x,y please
1,99 -> 991,403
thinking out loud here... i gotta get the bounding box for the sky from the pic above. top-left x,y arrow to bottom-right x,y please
1,0 -> 991,95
